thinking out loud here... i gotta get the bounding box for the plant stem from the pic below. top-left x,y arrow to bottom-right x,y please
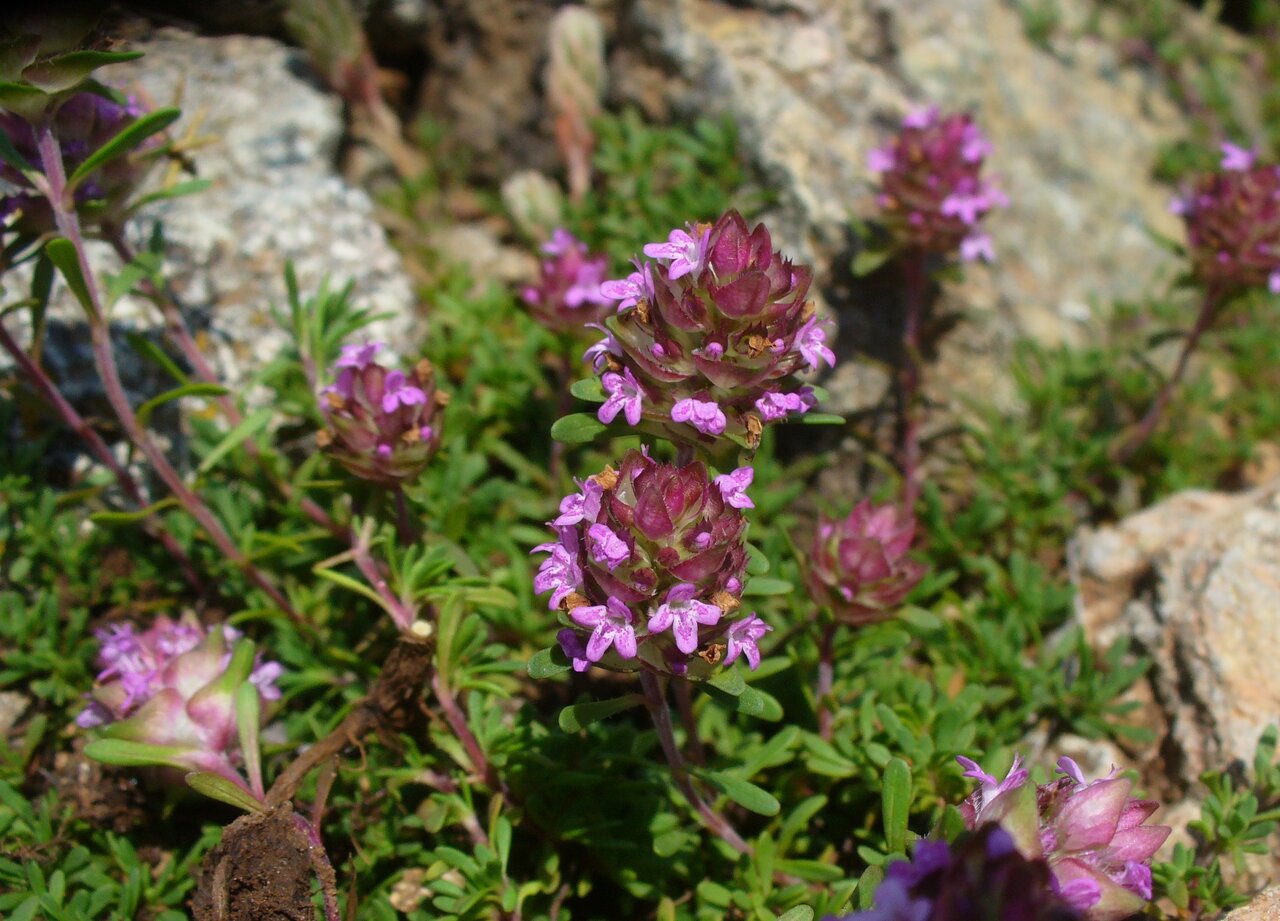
639,670 -> 749,854
104,229 -> 349,542
816,620 -> 836,741
431,671 -> 503,793
392,486 -> 417,545
673,679 -> 706,766
292,812 -> 341,921
1112,284 -> 1224,464
0,322 -> 203,590
898,247 -> 928,509
34,123 -> 302,623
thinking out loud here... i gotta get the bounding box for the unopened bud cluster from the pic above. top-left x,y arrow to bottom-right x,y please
590,209 -> 835,450
867,106 -> 1005,262
1172,142 -> 1280,295
534,449 -> 770,676
318,342 -> 447,487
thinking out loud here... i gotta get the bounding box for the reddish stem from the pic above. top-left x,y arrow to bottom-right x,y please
898,248 -> 928,509
816,621 -> 836,741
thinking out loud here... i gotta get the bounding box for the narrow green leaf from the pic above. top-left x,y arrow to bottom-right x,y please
89,496 -> 179,525
852,247 -> 894,277
744,541 -> 770,575
698,769 -> 780,816
705,668 -> 745,697
857,865 -> 884,909
743,577 -> 793,597
0,82 -> 48,120
125,331 -> 188,384
776,904 -> 818,919
797,412 -> 845,425
312,566 -> 394,611
83,738 -> 187,769
197,408 -> 273,475
128,178 -> 213,211
234,682 -> 262,799
550,412 -> 607,444
135,382 -> 228,428
882,757 -> 912,855
23,50 -> 144,94
557,694 -> 643,732
734,685 -> 784,721
775,861 -> 843,883
68,106 -> 180,188
183,772 -> 264,814
45,237 -> 96,319
527,646 -> 571,679
569,378 -> 606,403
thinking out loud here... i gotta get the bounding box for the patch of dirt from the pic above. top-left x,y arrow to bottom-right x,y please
191,804 -> 317,921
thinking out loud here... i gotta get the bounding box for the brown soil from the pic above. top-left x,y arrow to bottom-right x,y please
190,804 -> 317,921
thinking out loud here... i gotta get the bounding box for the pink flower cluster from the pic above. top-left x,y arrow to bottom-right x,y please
867,106 -> 1005,262
958,754 -> 1171,921
520,229 -> 613,333
590,210 -> 834,450
1171,142 -> 1280,295
318,342 -> 446,486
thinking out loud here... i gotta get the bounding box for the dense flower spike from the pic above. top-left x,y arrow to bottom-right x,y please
957,754 -> 1171,921
1171,142 -> 1280,294
831,825 -> 1083,921
805,499 -> 926,624
520,228 -> 613,332
0,89 -> 154,234
77,614 -> 282,795
867,106 -> 1005,262
534,449 -> 768,675
593,210 -> 833,450
317,341 -> 446,486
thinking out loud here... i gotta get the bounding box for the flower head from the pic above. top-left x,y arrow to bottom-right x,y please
520,229 -> 613,332
594,211 -> 834,451
77,614 -> 282,797
1172,147 -> 1280,295
868,109 -> 1004,261
532,450 -> 755,675
956,754 -> 1171,921
318,344 -> 446,486
806,499 -> 926,625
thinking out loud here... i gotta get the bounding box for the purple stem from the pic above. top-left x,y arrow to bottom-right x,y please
430,671 -> 502,793
291,812 -> 341,921
1113,284 -> 1224,464
673,679 -> 706,766
0,322 -> 203,590
639,670 -> 749,854
816,621 -> 836,741
34,122 -> 302,623
899,247 -> 927,509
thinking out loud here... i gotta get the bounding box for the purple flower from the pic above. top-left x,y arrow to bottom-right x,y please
600,263 -> 653,311
714,466 -> 755,509
522,229 -> 613,331
600,367 -> 644,426
336,341 -> 383,370
554,478 -> 605,526
755,390 -> 806,422
1220,141 -> 1256,171
571,596 -> 638,660
381,370 -> 428,412
724,615 -> 771,670
582,322 -> 622,372
902,105 -> 938,129
867,146 -> 896,173
647,583 -> 721,654
586,523 -> 630,569
960,232 -> 995,263
670,398 -> 727,435
532,529 -> 582,609
795,315 -> 836,371
557,628 -> 591,672
642,225 -> 710,280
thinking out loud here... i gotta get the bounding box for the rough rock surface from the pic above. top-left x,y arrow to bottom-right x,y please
1069,479 -> 1280,785
106,29 -> 420,383
1225,887 -> 1280,921
616,0 -> 1188,413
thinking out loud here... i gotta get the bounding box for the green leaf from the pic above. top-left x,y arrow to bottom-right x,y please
0,82 -> 48,120
705,668 -> 745,697
83,739 -> 187,769
135,382 -> 229,428
125,331 -> 187,384
882,757 -> 912,855
697,769 -> 780,816
557,694 -> 643,732
550,412 -> 607,444
852,247 -> 894,277
234,682 -> 262,800
857,865 -> 884,909
312,566 -> 394,611
569,378 -> 606,403
744,541 -> 770,575
128,178 -> 213,211
743,577 -> 793,597
22,50 -> 144,94
527,646 -> 571,679
89,496 -> 179,525
67,106 -> 180,188
197,408 -> 273,475
733,685 -> 784,721
183,772 -> 264,814
775,862 -> 843,883
776,906 -> 817,921
797,413 -> 845,425
45,237 -> 96,319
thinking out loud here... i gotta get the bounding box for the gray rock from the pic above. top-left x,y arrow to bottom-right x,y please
615,0 -> 1190,413
1225,887 -> 1280,921
1069,479 -> 1280,785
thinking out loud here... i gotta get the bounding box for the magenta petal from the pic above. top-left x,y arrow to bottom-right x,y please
1107,825 -> 1170,863
1056,778 -> 1130,852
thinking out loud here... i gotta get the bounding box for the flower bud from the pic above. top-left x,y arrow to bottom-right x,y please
1172,142 -> 1280,295
318,342 -> 445,487
867,106 -> 1005,262
957,754 -> 1171,921
532,449 -> 770,676
593,211 -> 834,450
805,499 -> 926,625
520,228 -> 613,333
77,614 -> 283,794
